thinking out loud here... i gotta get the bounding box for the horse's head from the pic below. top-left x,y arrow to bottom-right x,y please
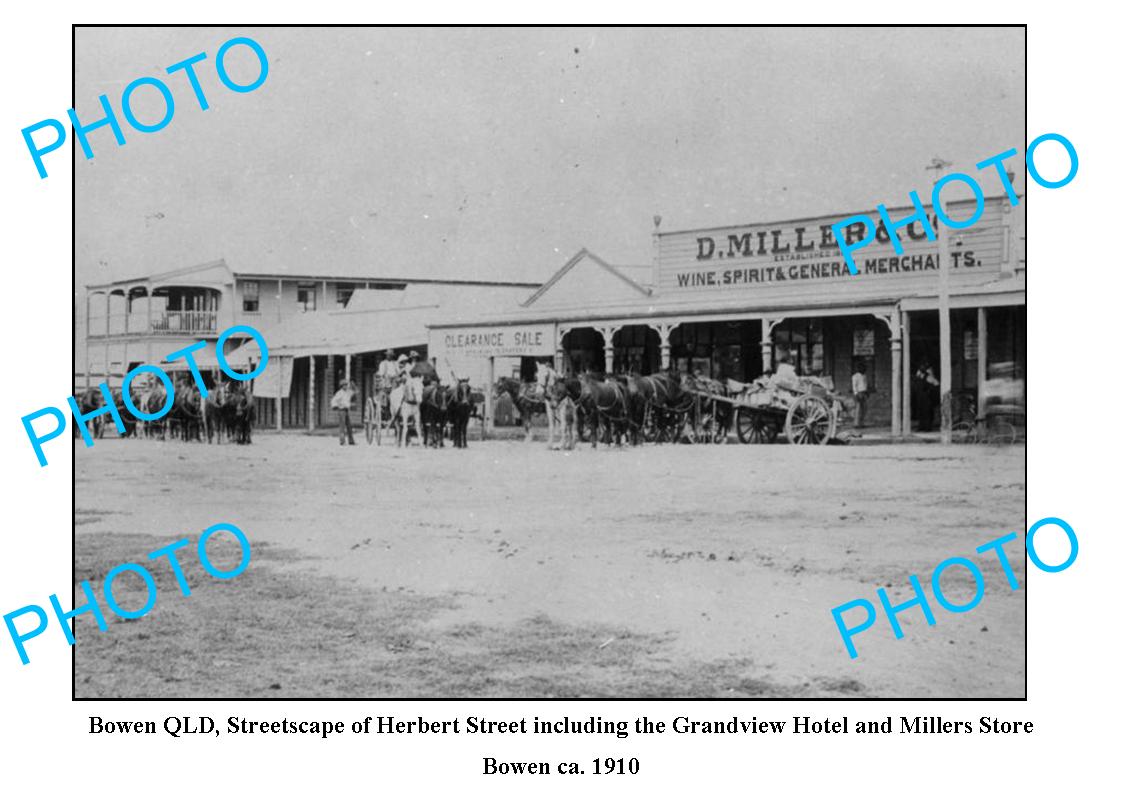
435,384 -> 451,411
493,377 -> 517,401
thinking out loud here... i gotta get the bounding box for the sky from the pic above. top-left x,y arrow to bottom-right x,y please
75,25 -> 1025,295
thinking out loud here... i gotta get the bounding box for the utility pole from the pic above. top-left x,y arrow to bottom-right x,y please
927,157 -> 953,444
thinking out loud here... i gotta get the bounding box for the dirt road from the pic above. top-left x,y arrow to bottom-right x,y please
75,434 -> 1025,698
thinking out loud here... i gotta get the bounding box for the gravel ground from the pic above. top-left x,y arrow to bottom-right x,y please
74,433 -> 1026,698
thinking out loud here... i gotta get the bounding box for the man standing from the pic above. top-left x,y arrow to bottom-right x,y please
331,380 -> 357,445
851,362 -> 869,429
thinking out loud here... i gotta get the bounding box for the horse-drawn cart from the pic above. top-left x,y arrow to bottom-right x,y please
684,374 -> 844,445
363,376 -> 393,445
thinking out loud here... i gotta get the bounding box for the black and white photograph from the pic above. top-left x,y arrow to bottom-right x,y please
72,25 -> 1026,699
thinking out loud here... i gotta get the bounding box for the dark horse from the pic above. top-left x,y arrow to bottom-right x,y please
447,379 -> 474,449
628,371 -> 693,442
420,383 -> 451,447
228,383 -> 256,444
578,372 -> 631,447
71,387 -> 106,440
494,376 -> 548,442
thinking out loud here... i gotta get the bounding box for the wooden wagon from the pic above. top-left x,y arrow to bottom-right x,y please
685,374 -> 844,445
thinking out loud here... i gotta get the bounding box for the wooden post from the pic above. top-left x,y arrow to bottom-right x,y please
760,318 -> 773,372
344,353 -> 351,384
596,326 -> 620,374
655,322 -> 678,371
146,285 -> 152,333
275,356 -> 283,431
977,307 -> 988,421
902,310 -> 912,435
308,356 -> 316,432
105,292 -> 111,337
890,306 -> 902,438
484,356 -> 495,440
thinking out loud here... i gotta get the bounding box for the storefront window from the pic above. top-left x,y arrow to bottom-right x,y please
773,319 -> 825,376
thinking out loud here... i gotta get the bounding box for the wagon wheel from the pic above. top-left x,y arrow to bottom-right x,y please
785,394 -> 835,445
364,397 -> 375,445
951,421 -> 977,444
706,409 -> 729,444
736,408 -> 776,444
987,418 -> 1017,445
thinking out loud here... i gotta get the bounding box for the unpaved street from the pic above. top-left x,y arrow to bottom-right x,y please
75,434 -> 1025,698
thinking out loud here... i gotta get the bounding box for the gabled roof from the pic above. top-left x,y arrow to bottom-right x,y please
521,249 -> 652,307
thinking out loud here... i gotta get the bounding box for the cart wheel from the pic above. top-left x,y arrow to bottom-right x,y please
785,394 -> 835,445
951,421 -> 977,444
364,397 -> 375,444
736,409 -> 777,444
988,418 -> 1017,445
709,412 -> 729,444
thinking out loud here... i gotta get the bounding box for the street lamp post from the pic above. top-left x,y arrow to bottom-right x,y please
927,158 -> 953,444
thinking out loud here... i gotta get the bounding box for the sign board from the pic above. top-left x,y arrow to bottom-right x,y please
439,324 -> 555,358
656,198 -> 1011,295
963,329 -> 978,361
853,329 -> 876,357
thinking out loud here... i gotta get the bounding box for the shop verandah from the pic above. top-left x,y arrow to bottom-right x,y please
554,303 -> 1024,435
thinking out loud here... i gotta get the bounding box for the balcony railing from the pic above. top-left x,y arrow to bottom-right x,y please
93,310 -> 220,337
151,310 -> 218,335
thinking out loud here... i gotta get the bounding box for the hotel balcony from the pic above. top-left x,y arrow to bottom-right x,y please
90,310 -> 221,338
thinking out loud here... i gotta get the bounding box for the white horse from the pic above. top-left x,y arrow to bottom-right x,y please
390,375 -> 424,447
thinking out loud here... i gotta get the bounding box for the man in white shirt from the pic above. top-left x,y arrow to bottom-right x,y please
330,380 -> 357,445
851,363 -> 869,429
376,349 -> 398,383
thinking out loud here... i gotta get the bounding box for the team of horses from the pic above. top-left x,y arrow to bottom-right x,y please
495,370 -> 730,449
378,375 -> 478,448
72,376 -> 257,444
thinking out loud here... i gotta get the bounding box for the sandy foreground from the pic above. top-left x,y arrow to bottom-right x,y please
74,433 -> 1026,699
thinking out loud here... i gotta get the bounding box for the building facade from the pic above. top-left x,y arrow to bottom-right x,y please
432,196 -> 1026,435
82,259 -> 539,429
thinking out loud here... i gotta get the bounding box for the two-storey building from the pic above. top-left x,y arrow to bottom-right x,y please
83,259 -> 539,429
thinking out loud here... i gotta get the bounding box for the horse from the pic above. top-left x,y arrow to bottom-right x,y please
135,379 -> 169,440
494,376 -> 549,443
627,371 -> 690,442
420,383 -> 451,447
202,383 -> 230,444
228,383 -> 256,444
72,388 -> 105,439
577,372 -> 631,448
170,378 -> 204,441
447,378 -> 474,449
389,374 -> 424,447
548,377 -> 581,450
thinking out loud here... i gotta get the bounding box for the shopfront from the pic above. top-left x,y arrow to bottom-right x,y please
430,196 -> 1025,436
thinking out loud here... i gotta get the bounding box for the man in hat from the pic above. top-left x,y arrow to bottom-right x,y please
377,349 -> 398,382
330,380 -> 357,445
395,352 -> 411,380
410,350 -> 439,385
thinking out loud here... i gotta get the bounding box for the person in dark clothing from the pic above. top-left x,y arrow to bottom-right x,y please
912,362 -> 939,431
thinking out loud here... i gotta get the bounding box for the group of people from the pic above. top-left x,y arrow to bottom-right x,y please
330,349 -> 440,445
